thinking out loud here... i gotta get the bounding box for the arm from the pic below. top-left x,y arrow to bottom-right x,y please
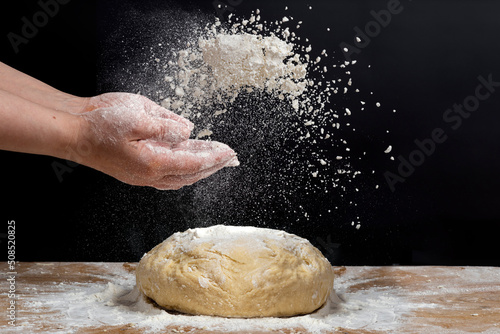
0,89 -> 80,159
0,62 -> 88,113
0,63 -> 239,189
0,88 -> 238,190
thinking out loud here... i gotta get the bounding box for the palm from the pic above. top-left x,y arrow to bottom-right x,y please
78,92 -> 239,190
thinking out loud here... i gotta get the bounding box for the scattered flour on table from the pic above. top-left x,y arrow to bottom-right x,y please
10,265 -> 435,334
10,265 -> 500,334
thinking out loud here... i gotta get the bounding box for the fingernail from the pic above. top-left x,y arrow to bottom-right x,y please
225,157 -> 240,167
211,141 -> 233,151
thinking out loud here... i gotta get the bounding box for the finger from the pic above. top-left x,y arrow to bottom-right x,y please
170,140 -> 238,174
149,104 -> 194,131
153,157 -> 240,190
171,139 -> 233,152
224,156 -> 240,167
141,118 -> 192,143
151,139 -> 238,175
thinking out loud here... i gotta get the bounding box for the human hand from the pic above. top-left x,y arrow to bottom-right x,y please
72,93 -> 238,190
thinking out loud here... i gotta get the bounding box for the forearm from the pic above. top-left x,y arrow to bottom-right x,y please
0,89 -> 82,160
0,62 -> 88,114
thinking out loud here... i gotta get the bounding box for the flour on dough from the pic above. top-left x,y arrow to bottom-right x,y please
136,225 -> 334,318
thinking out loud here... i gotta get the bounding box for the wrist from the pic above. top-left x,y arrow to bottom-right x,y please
58,94 -> 90,114
56,111 -> 91,164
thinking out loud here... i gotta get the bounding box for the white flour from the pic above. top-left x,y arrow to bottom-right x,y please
175,224 -> 306,252
162,26 -> 310,120
8,264 -> 434,334
160,10 -> 344,142
8,264 -> 500,334
99,5 -> 396,231
199,33 -> 307,97
149,8 -> 382,228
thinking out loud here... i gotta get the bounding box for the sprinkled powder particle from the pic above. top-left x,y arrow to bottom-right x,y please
103,6 -> 394,230
14,263 -> 451,333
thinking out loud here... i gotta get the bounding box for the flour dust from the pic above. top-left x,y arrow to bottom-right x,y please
98,5 -> 393,238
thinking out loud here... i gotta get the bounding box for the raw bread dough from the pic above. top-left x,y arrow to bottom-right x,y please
136,225 -> 334,318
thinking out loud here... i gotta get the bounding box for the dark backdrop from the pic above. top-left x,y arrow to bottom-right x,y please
1,0 -> 499,266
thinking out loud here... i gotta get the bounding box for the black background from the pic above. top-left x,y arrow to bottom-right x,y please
1,0 -> 499,266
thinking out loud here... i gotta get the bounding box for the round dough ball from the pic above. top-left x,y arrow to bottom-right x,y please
136,225 -> 334,318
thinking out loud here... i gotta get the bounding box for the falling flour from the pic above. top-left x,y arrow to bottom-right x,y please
98,5 -> 396,232
161,28 -> 309,119
149,9 -> 385,228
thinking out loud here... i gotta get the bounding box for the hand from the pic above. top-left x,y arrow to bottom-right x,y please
0,64 -> 239,190
73,93 -> 239,190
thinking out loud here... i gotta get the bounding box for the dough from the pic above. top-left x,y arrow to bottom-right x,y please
136,225 -> 334,318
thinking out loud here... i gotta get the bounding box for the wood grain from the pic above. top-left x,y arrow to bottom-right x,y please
0,263 -> 499,333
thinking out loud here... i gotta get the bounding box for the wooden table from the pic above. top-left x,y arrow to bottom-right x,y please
0,262 -> 499,333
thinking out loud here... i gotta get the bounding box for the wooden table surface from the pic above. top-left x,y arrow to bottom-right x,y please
0,262 -> 499,333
